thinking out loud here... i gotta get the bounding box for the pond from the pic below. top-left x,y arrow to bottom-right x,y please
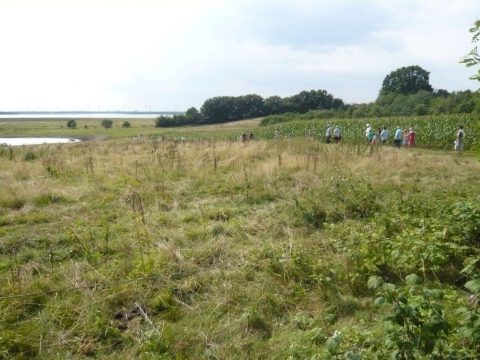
0,137 -> 81,146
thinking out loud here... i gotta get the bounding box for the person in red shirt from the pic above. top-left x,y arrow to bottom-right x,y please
407,128 -> 416,147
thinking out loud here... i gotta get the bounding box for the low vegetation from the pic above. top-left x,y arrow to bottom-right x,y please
1,135 -> 479,358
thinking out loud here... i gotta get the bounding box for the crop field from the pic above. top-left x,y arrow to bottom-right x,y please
1,133 -> 480,358
257,113 -> 480,151
1,113 -> 478,152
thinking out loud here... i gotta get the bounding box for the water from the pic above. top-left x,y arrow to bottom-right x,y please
0,112 -> 178,120
0,137 -> 80,146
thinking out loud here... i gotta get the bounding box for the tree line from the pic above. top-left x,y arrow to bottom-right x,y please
156,62 -> 480,128
155,90 -> 345,127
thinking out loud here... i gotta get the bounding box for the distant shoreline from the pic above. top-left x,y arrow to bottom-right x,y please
0,111 -> 184,121
0,111 -> 182,115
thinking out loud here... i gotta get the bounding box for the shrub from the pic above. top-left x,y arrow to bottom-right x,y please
67,119 -> 77,129
24,151 -> 36,161
101,119 -> 113,129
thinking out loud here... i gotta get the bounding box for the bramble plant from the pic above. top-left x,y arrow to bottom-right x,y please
369,275 -> 451,359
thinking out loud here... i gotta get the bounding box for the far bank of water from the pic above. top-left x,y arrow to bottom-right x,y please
0,137 -> 81,146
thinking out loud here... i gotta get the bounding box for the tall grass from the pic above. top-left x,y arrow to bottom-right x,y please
1,138 -> 479,358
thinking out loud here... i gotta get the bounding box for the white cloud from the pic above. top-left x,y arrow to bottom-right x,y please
0,0 -> 479,110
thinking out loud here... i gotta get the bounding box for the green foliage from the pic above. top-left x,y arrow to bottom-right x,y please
380,65 -> 433,96
1,138 -> 480,358
257,113 -> 480,151
200,94 -> 266,123
122,121 -> 131,128
0,329 -> 39,358
369,277 -> 451,359
260,90 -> 480,121
185,106 -> 202,122
0,194 -> 26,209
101,119 -> 113,128
33,193 -> 69,206
155,114 -> 194,127
199,90 -> 344,124
23,151 -> 36,161
66,119 -> 77,128
461,19 -> 480,81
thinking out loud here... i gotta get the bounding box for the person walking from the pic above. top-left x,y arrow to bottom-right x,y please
365,124 -> 372,143
394,126 -> 403,148
380,127 -> 389,144
402,130 -> 409,147
407,128 -> 416,147
325,125 -> 332,144
455,125 -> 465,152
333,125 -> 342,144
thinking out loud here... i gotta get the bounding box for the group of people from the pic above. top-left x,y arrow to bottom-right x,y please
364,123 -> 416,148
325,125 -> 342,144
324,124 -> 417,147
273,124 -> 466,152
324,123 -> 466,152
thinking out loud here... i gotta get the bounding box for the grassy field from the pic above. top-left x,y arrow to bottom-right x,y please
0,113 -> 478,153
1,129 -> 480,358
0,118 -> 262,140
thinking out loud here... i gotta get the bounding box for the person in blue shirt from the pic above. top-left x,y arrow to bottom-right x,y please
380,127 -> 389,144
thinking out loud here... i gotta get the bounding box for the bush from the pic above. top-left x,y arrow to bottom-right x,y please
101,119 -> 113,129
122,121 -> 131,128
67,119 -> 77,129
24,151 -> 36,161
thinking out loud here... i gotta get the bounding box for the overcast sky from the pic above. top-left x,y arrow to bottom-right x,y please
0,0 -> 479,111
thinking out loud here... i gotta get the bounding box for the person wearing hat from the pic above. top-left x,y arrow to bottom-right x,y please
365,124 -> 372,143
325,124 -> 332,143
394,126 -> 403,148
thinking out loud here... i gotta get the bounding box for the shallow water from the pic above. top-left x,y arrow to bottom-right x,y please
0,137 -> 80,146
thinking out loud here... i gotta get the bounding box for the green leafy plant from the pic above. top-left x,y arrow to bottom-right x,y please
369,275 -> 451,359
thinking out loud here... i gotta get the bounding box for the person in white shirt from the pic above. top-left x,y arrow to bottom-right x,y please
333,126 -> 341,144
380,127 -> 389,144
325,125 -> 332,144
455,125 -> 465,152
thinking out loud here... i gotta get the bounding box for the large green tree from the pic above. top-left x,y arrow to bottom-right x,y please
379,65 -> 433,96
200,95 -> 265,123
289,90 -> 343,113
461,19 -> 480,81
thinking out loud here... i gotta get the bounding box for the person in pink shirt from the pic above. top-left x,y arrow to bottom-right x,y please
407,128 -> 416,147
